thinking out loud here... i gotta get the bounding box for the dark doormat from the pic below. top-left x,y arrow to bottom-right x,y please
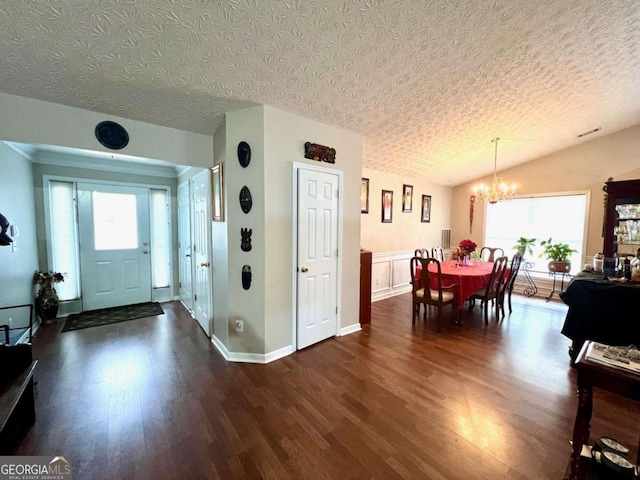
61,302 -> 164,332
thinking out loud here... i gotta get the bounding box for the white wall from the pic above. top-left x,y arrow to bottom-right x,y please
0,144 -> 39,328
0,92 -> 213,168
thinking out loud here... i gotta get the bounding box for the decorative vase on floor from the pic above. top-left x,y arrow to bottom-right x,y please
36,286 -> 59,324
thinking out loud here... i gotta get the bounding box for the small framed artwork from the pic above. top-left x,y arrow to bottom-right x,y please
211,163 -> 224,222
361,178 -> 369,213
382,190 -> 393,223
421,195 -> 432,223
402,184 -> 413,212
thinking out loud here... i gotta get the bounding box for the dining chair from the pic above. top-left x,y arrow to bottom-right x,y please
499,253 -> 522,318
411,257 -> 458,331
431,247 -> 445,262
480,246 -> 505,262
414,248 -> 429,258
468,255 -> 508,324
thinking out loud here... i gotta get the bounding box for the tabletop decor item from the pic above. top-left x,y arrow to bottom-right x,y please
33,270 -> 65,324
457,239 -> 477,266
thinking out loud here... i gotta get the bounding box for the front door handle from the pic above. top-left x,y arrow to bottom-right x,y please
143,250 -> 148,254
300,266 -> 308,272
201,262 -> 210,268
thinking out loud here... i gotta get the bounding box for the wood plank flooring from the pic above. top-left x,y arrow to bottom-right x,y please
11,295 -> 640,479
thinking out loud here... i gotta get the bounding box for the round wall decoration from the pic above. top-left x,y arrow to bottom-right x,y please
238,141 -> 251,168
239,186 -> 252,214
95,121 -> 129,150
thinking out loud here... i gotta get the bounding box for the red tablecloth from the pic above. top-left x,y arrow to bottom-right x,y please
416,260 -> 497,308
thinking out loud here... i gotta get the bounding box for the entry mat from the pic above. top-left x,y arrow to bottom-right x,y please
61,302 -> 164,332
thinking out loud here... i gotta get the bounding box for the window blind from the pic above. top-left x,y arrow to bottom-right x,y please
150,189 -> 170,288
49,181 -> 80,300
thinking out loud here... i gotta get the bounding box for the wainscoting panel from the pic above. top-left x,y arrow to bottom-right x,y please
371,250 -> 413,302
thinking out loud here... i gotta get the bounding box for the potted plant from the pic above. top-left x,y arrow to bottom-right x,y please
539,238 -> 577,273
512,237 -> 536,258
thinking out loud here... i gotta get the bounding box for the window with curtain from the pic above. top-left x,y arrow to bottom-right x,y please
48,181 -> 80,301
484,193 -> 588,275
150,188 -> 171,289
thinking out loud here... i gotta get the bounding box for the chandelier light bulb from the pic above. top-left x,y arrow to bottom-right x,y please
472,138 -> 517,204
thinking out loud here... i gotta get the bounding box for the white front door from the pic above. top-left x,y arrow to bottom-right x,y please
177,181 -> 194,313
78,183 -> 151,311
192,170 -> 212,336
296,167 -> 340,349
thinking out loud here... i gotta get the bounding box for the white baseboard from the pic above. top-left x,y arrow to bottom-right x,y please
340,323 -> 362,336
211,335 -> 295,364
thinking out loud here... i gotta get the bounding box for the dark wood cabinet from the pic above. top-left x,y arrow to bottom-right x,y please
359,250 -> 372,325
603,179 -> 640,257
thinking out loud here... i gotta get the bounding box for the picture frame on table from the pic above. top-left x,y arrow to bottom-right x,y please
382,190 -> 393,223
402,184 -> 413,212
421,195 -> 431,223
211,163 -> 224,222
361,178 -> 369,213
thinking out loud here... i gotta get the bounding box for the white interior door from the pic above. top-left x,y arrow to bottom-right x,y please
177,181 -> 194,313
297,167 -> 340,349
78,183 -> 151,311
192,170 -> 212,336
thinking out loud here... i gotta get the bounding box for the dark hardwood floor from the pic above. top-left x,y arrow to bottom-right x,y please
12,295 -> 639,479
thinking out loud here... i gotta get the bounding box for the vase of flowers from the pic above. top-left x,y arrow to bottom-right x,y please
33,271 -> 65,324
457,239 -> 477,266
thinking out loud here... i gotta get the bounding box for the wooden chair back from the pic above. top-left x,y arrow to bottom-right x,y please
431,247 -> 444,262
480,246 -> 505,262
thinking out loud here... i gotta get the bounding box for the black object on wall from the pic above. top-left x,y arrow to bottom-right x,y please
238,141 -> 251,168
242,265 -> 252,290
0,213 -> 13,246
95,121 -> 129,150
239,186 -> 253,214
241,228 -> 252,252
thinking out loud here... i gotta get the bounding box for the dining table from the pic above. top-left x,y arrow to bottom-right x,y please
416,259 -> 498,309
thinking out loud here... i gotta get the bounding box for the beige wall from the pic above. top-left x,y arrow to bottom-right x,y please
451,125 -> 640,259
361,168 -> 453,253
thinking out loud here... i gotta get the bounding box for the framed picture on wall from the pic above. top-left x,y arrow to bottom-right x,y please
361,178 -> 369,213
211,163 -> 224,222
421,195 -> 431,223
402,184 -> 413,212
382,190 -> 393,223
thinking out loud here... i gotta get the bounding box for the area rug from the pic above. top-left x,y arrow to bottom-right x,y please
61,302 -> 164,332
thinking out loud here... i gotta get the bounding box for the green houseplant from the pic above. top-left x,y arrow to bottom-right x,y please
539,238 -> 577,273
512,237 -> 536,258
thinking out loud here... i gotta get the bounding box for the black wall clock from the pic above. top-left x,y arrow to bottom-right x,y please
239,186 -> 252,214
238,141 -> 251,168
95,121 -> 129,150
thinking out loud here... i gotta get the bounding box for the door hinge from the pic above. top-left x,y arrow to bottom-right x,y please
336,306 -> 338,314
179,282 -> 182,288
194,294 -> 197,301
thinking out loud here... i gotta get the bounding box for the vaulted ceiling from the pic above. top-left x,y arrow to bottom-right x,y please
1,1 -> 639,185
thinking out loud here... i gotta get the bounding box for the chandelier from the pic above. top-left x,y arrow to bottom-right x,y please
472,137 -> 516,204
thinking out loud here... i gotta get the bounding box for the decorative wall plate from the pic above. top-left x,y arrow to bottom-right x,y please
242,265 -> 252,290
95,121 -> 129,150
238,141 -> 251,168
239,186 -> 252,213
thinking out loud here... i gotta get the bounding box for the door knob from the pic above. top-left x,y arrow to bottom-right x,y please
200,262 -> 210,267
143,250 -> 148,254
300,266 -> 308,272
185,254 -> 191,257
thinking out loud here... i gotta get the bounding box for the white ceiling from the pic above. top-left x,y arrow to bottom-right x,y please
1,0 -> 639,186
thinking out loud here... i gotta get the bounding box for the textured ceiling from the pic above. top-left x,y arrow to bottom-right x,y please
1,0 -> 639,186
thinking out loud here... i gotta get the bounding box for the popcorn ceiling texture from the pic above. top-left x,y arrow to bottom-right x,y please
1,0 -> 639,185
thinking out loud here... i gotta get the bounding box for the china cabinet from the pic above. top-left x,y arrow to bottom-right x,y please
603,179 -> 640,258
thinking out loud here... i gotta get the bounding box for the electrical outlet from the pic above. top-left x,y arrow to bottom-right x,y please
235,320 -> 244,333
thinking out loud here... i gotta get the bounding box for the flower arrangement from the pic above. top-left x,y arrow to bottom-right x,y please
33,271 -> 65,292
458,239 -> 477,257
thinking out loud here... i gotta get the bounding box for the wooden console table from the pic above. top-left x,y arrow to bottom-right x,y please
568,341 -> 640,480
